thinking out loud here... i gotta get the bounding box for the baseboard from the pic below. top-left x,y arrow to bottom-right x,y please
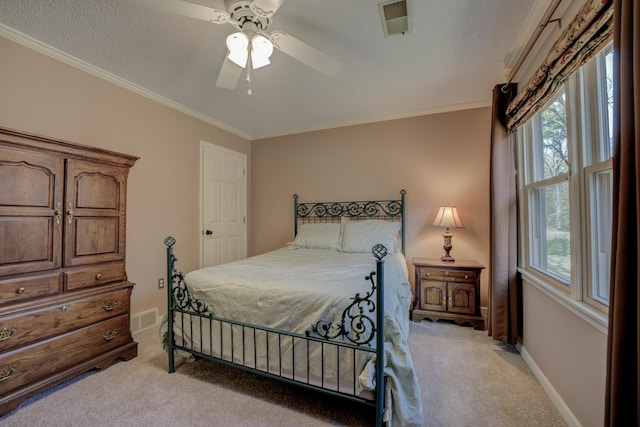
131,308 -> 160,333
520,345 -> 583,427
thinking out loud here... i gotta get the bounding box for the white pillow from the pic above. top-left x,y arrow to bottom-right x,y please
341,220 -> 400,254
291,223 -> 342,250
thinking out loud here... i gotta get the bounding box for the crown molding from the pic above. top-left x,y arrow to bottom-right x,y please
0,24 -> 251,141
502,0 -> 558,81
254,99 -> 492,140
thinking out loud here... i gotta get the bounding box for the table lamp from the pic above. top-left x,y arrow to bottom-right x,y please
431,205 -> 464,262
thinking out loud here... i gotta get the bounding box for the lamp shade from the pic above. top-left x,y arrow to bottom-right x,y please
250,34 -> 273,69
226,32 -> 249,67
431,205 -> 464,229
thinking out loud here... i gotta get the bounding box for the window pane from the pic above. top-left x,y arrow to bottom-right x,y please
605,49 -> 614,159
530,180 -> 571,282
591,169 -> 612,303
540,93 -> 569,179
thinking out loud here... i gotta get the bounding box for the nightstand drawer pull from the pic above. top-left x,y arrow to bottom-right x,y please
95,273 -> 102,280
445,271 -> 449,276
102,300 -> 119,311
0,365 -> 16,382
102,329 -> 118,341
0,327 -> 17,342
61,305 -> 68,313
17,287 -> 26,294
465,274 -> 469,279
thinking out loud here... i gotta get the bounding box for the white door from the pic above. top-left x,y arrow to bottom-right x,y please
201,141 -> 247,267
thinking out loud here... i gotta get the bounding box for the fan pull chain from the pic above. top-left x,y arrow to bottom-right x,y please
246,72 -> 252,95
246,54 -> 253,95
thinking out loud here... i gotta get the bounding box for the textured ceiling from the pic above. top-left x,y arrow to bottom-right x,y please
0,0 -> 537,140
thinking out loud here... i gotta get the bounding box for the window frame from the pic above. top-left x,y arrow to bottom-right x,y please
516,45 -> 613,325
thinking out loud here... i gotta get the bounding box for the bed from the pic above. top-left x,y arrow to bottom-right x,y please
162,191 -> 423,427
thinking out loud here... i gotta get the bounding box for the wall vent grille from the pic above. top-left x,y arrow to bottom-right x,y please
131,308 -> 159,332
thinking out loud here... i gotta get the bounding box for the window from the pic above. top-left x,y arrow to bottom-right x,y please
517,45 -> 613,313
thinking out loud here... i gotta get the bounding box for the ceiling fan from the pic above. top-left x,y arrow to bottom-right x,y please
128,0 -> 343,91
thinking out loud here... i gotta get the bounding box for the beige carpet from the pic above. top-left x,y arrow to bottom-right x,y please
1,320 -> 567,426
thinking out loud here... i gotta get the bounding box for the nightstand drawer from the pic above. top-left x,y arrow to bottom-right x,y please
419,268 -> 477,283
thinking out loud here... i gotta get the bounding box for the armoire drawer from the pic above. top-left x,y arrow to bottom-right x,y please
0,314 -> 131,396
0,273 -> 62,305
65,262 -> 125,291
0,287 -> 130,353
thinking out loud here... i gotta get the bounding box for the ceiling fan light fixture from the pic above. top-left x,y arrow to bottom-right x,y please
226,32 -> 249,67
250,34 -> 273,69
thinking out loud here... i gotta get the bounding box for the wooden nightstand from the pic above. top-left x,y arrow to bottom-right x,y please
412,258 -> 485,330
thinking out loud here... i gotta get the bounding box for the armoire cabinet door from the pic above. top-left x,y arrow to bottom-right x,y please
63,159 -> 128,267
0,146 -> 64,276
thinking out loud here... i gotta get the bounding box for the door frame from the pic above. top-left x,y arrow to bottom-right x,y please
199,140 -> 248,268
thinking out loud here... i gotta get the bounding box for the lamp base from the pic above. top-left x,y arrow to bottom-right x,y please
441,232 -> 455,262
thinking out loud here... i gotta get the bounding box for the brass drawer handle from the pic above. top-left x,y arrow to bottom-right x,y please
17,287 -> 26,294
426,272 -> 430,277
0,327 -> 17,342
465,274 -> 469,279
102,300 -> 119,311
102,329 -> 118,341
0,365 -> 16,382
95,273 -> 102,280
61,305 -> 68,313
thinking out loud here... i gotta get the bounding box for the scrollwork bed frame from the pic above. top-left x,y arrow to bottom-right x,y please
163,190 -> 406,427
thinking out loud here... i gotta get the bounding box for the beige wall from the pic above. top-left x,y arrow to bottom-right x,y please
252,108 -> 493,306
0,36 -> 251,317
522,281 -> 607,426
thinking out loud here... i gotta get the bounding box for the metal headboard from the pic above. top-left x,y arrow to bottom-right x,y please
293,189 -> 407,254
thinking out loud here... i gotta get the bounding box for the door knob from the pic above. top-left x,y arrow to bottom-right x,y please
205,230 -> 213,235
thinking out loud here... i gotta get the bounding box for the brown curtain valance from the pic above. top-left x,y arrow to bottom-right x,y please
506,0 -> 613,131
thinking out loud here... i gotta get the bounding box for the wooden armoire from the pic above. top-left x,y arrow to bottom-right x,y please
0,127 -> 138,415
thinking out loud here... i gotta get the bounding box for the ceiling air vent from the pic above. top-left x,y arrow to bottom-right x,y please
379,0 -> 409,37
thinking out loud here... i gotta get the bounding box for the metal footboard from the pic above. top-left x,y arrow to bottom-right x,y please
163,237 -> 387,426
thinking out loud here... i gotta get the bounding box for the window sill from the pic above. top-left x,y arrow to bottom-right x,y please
518,268 -> 609,335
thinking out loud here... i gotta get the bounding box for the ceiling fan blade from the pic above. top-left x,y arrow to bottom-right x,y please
215,56 -> 244,89
126,0 -> 232,25
250,0 -> 287,18
269,30 -> 342,77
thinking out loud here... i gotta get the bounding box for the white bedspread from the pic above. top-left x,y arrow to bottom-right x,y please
175,247 -> 424,426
